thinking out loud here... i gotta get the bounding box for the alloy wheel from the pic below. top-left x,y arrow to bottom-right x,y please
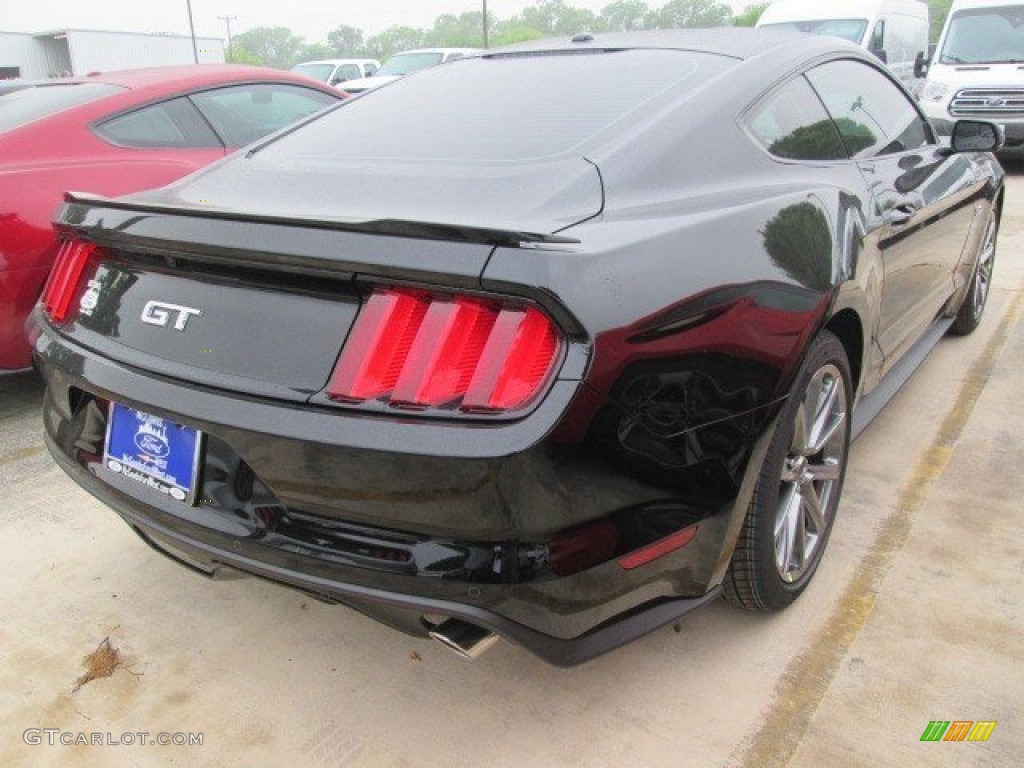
774,363 -> 848,583
972,216 -> 996,318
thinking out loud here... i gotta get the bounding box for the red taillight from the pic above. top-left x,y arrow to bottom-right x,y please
42,239 -> 97,322
327,288 -> 562,414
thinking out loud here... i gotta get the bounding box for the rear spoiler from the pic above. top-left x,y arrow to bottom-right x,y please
62,191 -> 581,248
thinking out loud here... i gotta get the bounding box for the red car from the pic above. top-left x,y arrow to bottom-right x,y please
0,65 -> 342,371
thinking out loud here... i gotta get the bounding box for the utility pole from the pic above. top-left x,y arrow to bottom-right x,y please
218,15 -> 237,61
186,0 -> 199,63
483,0 -> 489,49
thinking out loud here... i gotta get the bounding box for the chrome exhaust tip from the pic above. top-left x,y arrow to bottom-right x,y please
427,618 -> 499,660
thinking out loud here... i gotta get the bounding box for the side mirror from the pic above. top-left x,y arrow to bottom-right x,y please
872,47 -> 888,64
949,120 -> 1004,153
914,51 -> 928,78
330,76 -> 347,85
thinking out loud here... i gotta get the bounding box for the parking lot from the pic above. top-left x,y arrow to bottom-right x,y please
1,167 -> 1022,768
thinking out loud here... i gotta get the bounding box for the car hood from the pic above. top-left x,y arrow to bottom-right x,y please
340,75 -> 399,92
927,62 -> 1024,87
126,153 -> 604,241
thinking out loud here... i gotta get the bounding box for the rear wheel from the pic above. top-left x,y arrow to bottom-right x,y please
950,211 -> 997,336
724,331 -> 851,611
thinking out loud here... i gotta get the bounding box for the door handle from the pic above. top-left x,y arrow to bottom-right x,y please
887,203 -> 919,226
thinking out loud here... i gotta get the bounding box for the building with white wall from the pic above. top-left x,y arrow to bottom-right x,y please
1,29 -> 224,79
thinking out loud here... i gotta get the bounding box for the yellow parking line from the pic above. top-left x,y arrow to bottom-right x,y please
739,283 -> 1024,768
0,444 -> 45,467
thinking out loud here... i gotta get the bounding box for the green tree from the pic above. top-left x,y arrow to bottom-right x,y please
928,0 -> 953,43
489,21 -> 546,46
299,42 -> 333,61
732,3 -> 769,27
365,26 -> 426,60
424,11 -> 487,48
227,46 -> 262,65
232,26 -> 307,68
650,0 -> 732,29
517,0 -> 607,35
327,25 -> 366,57
601,1 -> 652,31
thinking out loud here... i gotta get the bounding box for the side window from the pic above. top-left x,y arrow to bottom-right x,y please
189,84 -> 337,148
93,97 -> 221,148
805,60 -> 932,159
748,76 -> 847,161
870,20 -> 886,52
364,63 -> 378,76
339,65 -> 361,81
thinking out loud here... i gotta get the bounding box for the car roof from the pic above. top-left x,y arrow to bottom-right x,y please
487,27 -> 849,62
390,48 -> 481,55
57,64 -> 323,92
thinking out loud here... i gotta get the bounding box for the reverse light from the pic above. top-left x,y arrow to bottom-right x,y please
42,239 -> 97,322
327,287 -> 562,414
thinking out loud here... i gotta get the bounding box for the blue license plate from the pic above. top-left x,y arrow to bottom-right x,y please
103,402 -> 202,503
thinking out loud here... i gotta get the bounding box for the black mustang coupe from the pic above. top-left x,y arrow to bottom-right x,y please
31,30 -> 1003,665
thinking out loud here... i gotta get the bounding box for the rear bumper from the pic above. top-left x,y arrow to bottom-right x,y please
0,263 -> 49,371
34,312 -> 775,663
46,433 -> 721,666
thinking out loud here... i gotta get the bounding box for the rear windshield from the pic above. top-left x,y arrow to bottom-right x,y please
265,50 -> 734,163
0,82 -> 123,133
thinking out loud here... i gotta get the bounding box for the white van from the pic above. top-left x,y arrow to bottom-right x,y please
919,0 -> 1024,154
757,0 -> 930,88
338,48 -> 480,95
290,59 -> 380,87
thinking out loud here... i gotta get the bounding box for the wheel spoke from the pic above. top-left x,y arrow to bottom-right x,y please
775,484 -> 801,575
806,460 -> 841,482
807,375 -> 839,453
801,482 -> 827,533
791,400 -> 809,455
809,411 -> 845,456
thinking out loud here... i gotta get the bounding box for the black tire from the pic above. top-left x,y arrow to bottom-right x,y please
724,330 -> 852,611
950,210 -> 997,337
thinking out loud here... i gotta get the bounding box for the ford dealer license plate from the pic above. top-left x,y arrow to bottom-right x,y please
103,402 -> 201,503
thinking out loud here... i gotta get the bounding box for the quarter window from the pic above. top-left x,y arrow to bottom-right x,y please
748,76 -> 847,161
94,97 -> 221,148
806,60 -> 931,158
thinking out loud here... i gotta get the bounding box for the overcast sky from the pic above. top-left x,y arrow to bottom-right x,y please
2,1 -> 750,44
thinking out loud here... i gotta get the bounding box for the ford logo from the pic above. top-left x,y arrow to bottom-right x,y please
986,96 -> 1008,107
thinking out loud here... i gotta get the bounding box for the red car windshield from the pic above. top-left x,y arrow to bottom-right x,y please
0,82 -> 124,134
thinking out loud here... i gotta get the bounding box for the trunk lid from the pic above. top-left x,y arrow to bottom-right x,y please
64,259 -> 358,402
129,153 -> 603,238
